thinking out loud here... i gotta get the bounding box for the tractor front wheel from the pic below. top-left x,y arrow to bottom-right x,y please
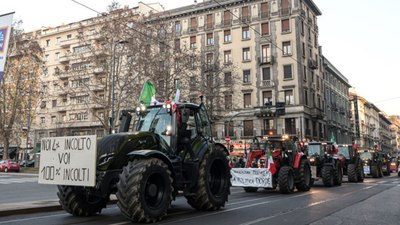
278,166 -> 295,194
116,158 -> 173,223
322,166 -> 334,187
295,159 -> 311,191
347,164 -> 357,182
57,186 -> 108,216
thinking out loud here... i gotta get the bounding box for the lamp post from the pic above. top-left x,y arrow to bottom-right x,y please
109,40 -> 128,134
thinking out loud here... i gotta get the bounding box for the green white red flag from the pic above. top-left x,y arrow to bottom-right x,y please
267,150 -> 276,175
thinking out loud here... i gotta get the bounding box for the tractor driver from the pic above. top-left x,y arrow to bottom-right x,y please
177,108 -> 196,160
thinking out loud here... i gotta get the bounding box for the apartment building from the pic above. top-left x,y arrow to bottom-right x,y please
322,57 -> 352,144
32,3 -> 163,146
156,0 -> 324,142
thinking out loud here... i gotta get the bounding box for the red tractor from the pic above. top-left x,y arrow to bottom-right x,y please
243,135 -> 311,194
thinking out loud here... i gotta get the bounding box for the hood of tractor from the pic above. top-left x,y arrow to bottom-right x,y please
96,131 -> 172,171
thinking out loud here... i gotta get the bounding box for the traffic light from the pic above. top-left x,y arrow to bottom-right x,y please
276,102 -> 286,115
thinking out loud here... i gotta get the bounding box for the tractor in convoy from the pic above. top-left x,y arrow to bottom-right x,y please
56,97 -> 231,223
359,149 -> 391,178
336,144 -> 364,182
307,142 -> 344,187
242,135 -> 311,194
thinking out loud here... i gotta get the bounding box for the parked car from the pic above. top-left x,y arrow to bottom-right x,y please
20,160 -> 35,167
389,157 -> 398,173
0,159 -> 20,172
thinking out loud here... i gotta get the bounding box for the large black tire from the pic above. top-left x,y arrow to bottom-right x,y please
116,158 -> 173,223
295,159 -> 311,191
347,164 -> 357,182
243,187 -> 258,192
57,185 -> 108,216
278,166 -> 295,194
378,163 -> 384,178
356,160 -> 364,182
322,166 -> 334,187
333,161 -> 343,186
371,165 -> 379,178
185,145 -> 230,210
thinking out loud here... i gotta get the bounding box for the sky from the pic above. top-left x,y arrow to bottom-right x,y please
1,0 -> 399,115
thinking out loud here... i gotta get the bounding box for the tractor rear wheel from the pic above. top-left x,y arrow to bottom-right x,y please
322,166 -> 334,187
116,158 -> 173,223
57,186 -> 108,216
278,166 -> 295,194
356,160 -> 364,182
347,164 -> 357,182
371,165 -> 379,178
295,159 -> 311,191
333,161 -> 343,186
185,145 -> 230,210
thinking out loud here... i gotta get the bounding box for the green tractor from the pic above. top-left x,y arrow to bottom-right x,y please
57,98 -> 231,223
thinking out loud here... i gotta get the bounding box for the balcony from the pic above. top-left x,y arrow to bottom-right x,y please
187,27 -> 197,33
204,23 -> 214,30
280,7 -> 291,16
260,80 -> 275,88
240,16 -> 251,24
203,64 -> 218,72
258,56 -> 274,65
259,11 -> 270,19
311,107 -> 324,119
93,66 -> 106,75
59,53 -> 71,63
308,58 -> 318,70
221,19 -> 232,27
60,39 -> 74,48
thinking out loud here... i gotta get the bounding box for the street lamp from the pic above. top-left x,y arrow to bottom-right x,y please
109,40 -> 128,134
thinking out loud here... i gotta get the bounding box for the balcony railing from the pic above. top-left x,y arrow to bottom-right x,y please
258,56 -> 274,65
280,7 -> 291,16
311,107 -> 324,119
260,80 -> 275,88
308,58 -> 318,70
259,11 -> 270,19
221,19 -> 232,27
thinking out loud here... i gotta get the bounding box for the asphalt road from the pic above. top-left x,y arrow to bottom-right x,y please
0,173 -> 399,225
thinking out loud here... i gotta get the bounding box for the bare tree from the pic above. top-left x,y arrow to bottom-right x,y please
0,21 -> 43,159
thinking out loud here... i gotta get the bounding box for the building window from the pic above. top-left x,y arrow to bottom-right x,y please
174,39 -> 180,51
261,22 -> 269,36
282,19 -> 290,32
244,93 -> 251,108
241,6 -> 250,21
262,67 -> 271,80
52,100 -> 57,107
206,14 -> 213,29
73,45 -> 90,54
190,36 -> 196,48
263,91 -> 272,106
260,2 -> 269,19
242,47 -> 251,61
224,50 -> 232,64
206,53 -> 213,65
224,30 -> 231,43
243,120 -> 254,136
225,94 -> 232,109
282,41 -> 292,56
55,52 -> 60,60
285,90 -> 294,105
285,118 -> 296,135
206,33 -> 214,45
67,34 -> 72,39
224,72 -> 232,85
40,117 -> 46,124
51,116 -> 57,123
283,64 -> 293,79
243,70 -> 251,83
261,44 -> 271,62
189,17 -> 197,31
223,10 -> 231,26
304,90 -> 308,106
242,26 -> 250,40
175,21 -> 181,33
225,121 -> 234,137
301,20 -> 304,35
56,37 -> 61,45
46,39 -> 50,47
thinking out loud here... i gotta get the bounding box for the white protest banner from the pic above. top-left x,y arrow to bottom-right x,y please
0,12 -> 14,81
38,135 -> 97,187
231,168 -> 272,188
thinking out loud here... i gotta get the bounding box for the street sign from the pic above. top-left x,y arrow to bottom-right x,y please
225,136 -> 231,143
38,135 -> 97,187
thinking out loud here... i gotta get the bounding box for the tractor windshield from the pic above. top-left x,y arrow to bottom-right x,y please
135,107 -> 172,146
360,152 -> 373,161
308,144 -> 322,156
337,146 -> 350,159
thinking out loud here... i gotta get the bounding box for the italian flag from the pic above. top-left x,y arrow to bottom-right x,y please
139,80 -> 158,106
267,150 -> 277,175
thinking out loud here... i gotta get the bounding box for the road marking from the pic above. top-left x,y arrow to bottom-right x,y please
0,177 -> 38,184
0,213 -> 67,224
377,181 -> 387,184
160,192 -> 315,225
